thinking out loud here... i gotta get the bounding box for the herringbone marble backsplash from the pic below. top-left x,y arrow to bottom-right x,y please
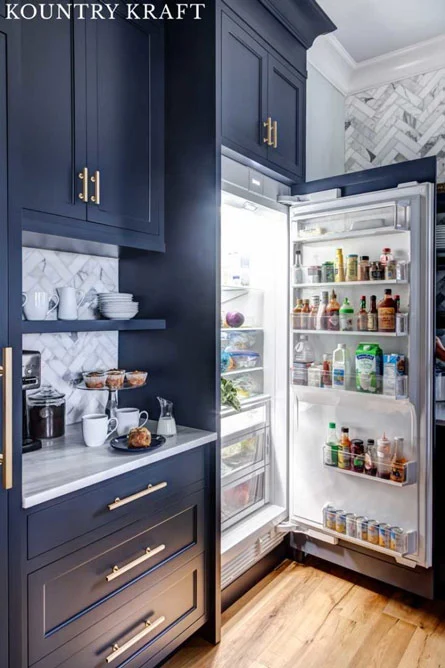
22,248 -> 119,424
345,68 -> 445,182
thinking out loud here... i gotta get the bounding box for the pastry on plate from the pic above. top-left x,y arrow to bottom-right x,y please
127,426 -> 152,449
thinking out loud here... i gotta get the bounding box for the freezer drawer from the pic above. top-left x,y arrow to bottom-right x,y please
222,468 -> 268,531
222,426 -> 269,484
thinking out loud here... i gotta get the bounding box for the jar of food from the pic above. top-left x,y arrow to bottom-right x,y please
358,256 -> 370,281
306,265 -> 321,284
321,262 -> 335,283
346,254 -> 358,282
28,385 -> 66,440
351,439 -> 364,473
370,261 -> 383,281
385,260 -> 397,280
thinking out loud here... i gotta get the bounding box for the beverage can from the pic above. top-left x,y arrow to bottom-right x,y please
346,514 -> 357,537
356,517 -> 368,541
323,504 -> 335,528
390,527 -> 405,552
379,523 -> 391,548
367,520 -> 379,544
326,508 -> 337,531
335,510 -> 346,534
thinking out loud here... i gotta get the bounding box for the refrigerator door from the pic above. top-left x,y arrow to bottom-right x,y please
288,182 -> 435,569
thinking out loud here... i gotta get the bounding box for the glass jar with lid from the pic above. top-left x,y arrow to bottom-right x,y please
28,385 -> 66,439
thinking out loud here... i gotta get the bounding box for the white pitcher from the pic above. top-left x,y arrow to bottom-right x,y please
57,287 -> 85,320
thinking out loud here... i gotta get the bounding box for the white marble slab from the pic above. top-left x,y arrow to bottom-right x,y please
22,421 -> 217,508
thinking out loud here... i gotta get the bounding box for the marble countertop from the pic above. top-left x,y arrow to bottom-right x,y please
22,421 -> 217,509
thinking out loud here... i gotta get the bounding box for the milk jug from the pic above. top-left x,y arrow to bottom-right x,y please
332,343 -> 350,390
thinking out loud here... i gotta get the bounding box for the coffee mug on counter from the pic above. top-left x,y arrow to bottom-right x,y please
22,290 -> 59,321
57,287 -> 85,320
115,407 -> 149,437
82,413 -> 118,447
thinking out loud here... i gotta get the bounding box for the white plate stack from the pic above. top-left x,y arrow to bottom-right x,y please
98,293 -> 139,320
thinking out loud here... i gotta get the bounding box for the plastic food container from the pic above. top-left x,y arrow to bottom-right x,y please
125,370 -> 147,387
106,369 -> 126,389
228,351 -> 260,370
83,371 -> 107,389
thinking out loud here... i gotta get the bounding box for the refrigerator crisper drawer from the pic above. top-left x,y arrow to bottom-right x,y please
221,468 -> 268,531
221,426 -> 269,484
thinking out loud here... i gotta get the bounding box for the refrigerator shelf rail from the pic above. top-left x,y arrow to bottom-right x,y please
292,379 -> 409,403
221,367 -> 264,378
292,329 -> 407,338
220,393 -> 271,418
292,280 -> 409,289
322,451 -> 417,487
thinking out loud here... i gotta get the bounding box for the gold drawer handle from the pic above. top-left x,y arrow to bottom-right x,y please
272,120 -> 278,148
78,167 -> 89,201
0,348 -> 13,490
90,170 -> 100,205
108,482 -> 168,511
106,544 -> 166,582
263,117 -> 273,146
105,616 -> 166,664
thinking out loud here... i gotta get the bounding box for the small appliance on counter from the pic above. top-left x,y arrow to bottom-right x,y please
22,350 -> 42,453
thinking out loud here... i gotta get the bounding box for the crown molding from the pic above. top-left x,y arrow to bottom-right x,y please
308,33 -> 445,97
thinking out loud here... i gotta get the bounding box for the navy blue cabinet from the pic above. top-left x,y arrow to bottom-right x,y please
22,8 -> 164,249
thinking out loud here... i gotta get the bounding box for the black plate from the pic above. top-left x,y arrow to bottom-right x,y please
110,434 -> 166,453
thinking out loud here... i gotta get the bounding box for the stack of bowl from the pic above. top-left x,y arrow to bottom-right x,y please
98,293 -> 139,320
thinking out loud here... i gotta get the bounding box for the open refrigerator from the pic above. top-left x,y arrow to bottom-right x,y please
220,157 -> 435,592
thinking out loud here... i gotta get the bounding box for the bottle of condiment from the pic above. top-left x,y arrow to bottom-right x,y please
385,259 -> 397,280
358,256 -> 370,281
340,297 -> 354,332
377,433 -> 392,479
351,439 -> 365,473
309,295 -> 320,330
378,289 -> 396,333
364,439 -> 377,476
293,249 -> 303,284
292,298 -> 303,329
338,427 -> 351,470
367,295 -> 378,332
324,422 -> 338,467
301,299 -> 311,330
390,437 -> 407,483
327,289 -> 340,331
394,294 -> 400,313
380,248 -> 393,267
370,261 -> 382,281
357,296 -> 368,331
335,249 -> 345,283
316,291 -> 329,331
322,354 -> 332,387
346,254 -> 358,282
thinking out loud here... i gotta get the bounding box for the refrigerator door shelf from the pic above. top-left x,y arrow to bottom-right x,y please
293,279 -> 409,289
292,329 -> 407,338
292,382 -> 410,405
322,452 -> 417,487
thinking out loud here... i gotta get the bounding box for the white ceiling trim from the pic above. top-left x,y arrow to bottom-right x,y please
308,33 -> 445,97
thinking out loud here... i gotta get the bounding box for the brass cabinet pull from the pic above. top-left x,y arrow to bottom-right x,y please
0,348 -> 13,490
106,544 -> 166,582
108,482 -> 168,511
272,120 -> 278,149
263,117 -> 273,146
105,616 -> 166,664
78,167 -> 89,201
90,170 -> 100,205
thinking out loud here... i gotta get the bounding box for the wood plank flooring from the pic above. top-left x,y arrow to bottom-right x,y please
165,559 -> 445,668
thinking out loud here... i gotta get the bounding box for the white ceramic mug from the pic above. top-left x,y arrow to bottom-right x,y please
115,407 -> 149,437
22,290 -> 59,321
57,287 -> 85,320
82,413 -> 118,447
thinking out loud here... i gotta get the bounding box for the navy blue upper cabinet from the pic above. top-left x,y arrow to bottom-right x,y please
267,54 -> 305,179
221,13 -> 268,161
22,7 -> 164,248
85,17 -> 164,235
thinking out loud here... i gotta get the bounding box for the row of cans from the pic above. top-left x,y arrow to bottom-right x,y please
323,505 -> 405,553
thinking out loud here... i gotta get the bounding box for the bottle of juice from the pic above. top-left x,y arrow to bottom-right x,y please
338,427 -> 351,470
357,296 -> 368,331
327,289 -> 340,331
292,298 -> 303,330
335,249 -> 345,282
324,422 -> 339,467
378,289 -> 396,333
301,299 -> 311,330
367,295 -> 378,332
332,343 -> 350,390
340,297 -> 354,331
316,291 -> 329,330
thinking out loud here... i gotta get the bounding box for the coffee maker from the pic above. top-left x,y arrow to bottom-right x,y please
22,350 -> 42,453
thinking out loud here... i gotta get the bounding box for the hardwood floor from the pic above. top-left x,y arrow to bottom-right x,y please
165,558 -> 445,668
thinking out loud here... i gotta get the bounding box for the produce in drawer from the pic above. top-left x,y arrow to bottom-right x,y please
221,378 -> 241,411
222,330 -> 257,352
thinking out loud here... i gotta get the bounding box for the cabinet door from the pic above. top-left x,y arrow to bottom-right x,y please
221,12 -> 268,161
86,16 -> 164,236
22,8 -> 87,220
267,55 -> 305,179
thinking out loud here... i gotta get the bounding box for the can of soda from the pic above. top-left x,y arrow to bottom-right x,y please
323,504 -> 335,529
335,510 -> 346,534
379,523 -> 391,548
326,507 -> 337,531
356,516 -> 368,541
346,514 -> 357,537
390,527 -> 405,552
367,520 -> 379,544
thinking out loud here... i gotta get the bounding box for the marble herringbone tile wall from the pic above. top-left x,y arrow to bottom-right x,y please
345,69 -> 445,182
22,248 -> 119,424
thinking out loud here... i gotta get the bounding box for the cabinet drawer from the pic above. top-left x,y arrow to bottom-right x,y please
28,447 -> 205,559
31,554 -> 205,668
28,490 -> 204,665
